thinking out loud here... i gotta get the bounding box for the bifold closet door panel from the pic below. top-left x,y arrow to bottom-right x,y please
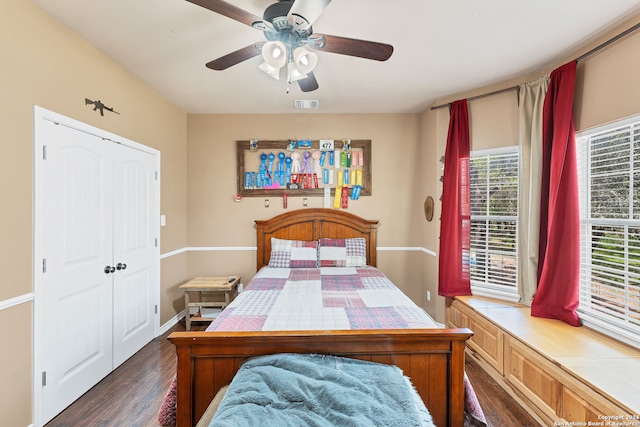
112,144 -> 157,368
38,119 -> 115,424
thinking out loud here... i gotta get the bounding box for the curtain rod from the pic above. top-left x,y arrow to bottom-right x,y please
430,21 -> 640,111
575,21 -> 640,62
430,86 -> 518,110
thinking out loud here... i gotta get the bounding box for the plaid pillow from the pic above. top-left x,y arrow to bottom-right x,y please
268,238 -> 318,268
318,237 -> 367,267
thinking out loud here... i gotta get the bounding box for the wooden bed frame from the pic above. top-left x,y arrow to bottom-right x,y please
169,209 -> 473,427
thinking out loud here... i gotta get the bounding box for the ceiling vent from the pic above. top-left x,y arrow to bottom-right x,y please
294,99 -> 319,109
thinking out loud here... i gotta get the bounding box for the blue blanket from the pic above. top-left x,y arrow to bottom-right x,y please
208,353 -> 433,427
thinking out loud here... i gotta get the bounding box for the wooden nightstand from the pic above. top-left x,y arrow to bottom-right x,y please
180,276 -> 240,330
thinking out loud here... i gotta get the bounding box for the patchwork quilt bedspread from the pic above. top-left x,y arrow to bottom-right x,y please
206,266 -> 438,332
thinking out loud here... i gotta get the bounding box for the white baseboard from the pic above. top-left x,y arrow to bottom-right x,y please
158,310 -> 186,336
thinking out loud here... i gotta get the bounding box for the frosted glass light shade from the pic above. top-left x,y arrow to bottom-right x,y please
287,62 -> 307,81
293,47 -> 318,74
261,41 -> 287,68
259,62 -> 282,80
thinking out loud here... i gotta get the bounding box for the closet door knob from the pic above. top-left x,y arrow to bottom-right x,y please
104,266 -> 115,274
116,263 -> 127,271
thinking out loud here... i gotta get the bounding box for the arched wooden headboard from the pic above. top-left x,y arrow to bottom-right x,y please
255,209 -> 379,270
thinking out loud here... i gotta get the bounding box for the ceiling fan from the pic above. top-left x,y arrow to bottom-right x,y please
187,0 -> 394,92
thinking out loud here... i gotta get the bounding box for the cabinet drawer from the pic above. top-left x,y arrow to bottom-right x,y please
447,300 -> 504,374
504,336 -> 560,418
467,312 -> 504,374
447,300 -> 470,328
559,373 -> 628,423
561,386 -> 605,422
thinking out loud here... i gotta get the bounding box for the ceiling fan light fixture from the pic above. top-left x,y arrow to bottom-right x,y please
259,61 -> 282,80
193,0 -> 395,93
293,47 -> 318,74
287,61 -> 308,82
261,40 -> 287,68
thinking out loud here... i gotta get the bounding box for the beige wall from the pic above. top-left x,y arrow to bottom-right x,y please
575,24 -> 640,131
0,303 -> 32,427
0,1 -> 188,425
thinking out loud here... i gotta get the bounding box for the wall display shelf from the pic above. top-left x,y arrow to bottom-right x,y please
236,139 -> 372,198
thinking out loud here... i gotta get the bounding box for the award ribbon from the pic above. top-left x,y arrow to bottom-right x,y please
290,152 -> 301,174
334,186 -> 342,209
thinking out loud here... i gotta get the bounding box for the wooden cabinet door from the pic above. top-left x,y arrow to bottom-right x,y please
504,337 -> 561,418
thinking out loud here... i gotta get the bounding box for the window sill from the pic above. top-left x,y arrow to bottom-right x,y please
470,284 -> 520,303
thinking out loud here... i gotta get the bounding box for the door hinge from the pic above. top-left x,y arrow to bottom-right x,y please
155,238 -> 158,248
155,171 -> 159,180
155,305 -> 158,315
43,145 -> 47,160
42,371 -> 47,387
42,258 -> 47,273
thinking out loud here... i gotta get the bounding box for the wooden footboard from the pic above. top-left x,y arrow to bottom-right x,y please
169,328 -> 473,427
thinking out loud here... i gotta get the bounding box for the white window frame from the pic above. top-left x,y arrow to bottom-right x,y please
469,146 -> 520,302
576,114 -> 640,350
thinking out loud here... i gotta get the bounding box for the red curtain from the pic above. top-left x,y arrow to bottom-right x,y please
438,100 -> 472,297
531,61 -> 581,326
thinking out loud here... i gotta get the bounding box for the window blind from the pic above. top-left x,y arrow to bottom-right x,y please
469,149 -> 519,292
577,117 -> 640,338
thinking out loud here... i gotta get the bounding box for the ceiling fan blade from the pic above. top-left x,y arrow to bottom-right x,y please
312,34 -> 393,61
298,72 -> 319,92
206,42 -> 264,70
288,0 -> 331,30
186,0 -> 263,28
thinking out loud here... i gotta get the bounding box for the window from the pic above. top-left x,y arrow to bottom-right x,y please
469,147 -> 519,300
577,116 -> 640,346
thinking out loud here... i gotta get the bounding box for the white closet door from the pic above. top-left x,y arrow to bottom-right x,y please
38,119 -> 114,424
112,144 -> 157,367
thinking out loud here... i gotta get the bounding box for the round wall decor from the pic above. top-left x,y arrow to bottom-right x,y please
424,196 -> 434,222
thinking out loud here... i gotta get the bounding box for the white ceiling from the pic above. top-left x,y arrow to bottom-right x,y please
31,0 -> 640,114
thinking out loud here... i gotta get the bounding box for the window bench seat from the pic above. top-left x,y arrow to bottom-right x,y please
447,296 -> 640,426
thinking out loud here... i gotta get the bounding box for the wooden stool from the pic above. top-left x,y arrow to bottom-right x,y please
180,276 -> 240,330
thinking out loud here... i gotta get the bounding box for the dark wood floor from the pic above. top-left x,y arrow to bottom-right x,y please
464,357 -> 539,427
46,320 -> 539,427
